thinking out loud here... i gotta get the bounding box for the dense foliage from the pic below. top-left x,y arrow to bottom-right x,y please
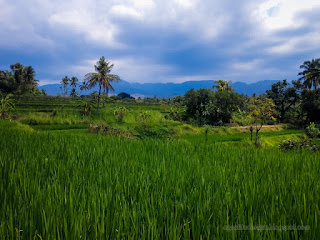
266,79 -> 302,122
183,88 -> 248,125
279,139 -> 319,151
0,63 -> 39,95
305,122 -> 320,138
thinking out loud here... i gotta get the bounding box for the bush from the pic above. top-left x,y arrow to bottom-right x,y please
88,124 -> 133,138
135,125 -> 176,140
166,107 -> 185,121
135,110 -> 152,128
114,107 -> 128,123
279,139 -> 319,151
306,122 -> 320,138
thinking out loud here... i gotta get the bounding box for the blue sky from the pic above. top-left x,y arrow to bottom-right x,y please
0,0 -> 319,85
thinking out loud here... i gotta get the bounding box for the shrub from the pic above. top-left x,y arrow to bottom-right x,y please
114,107 -> 128,123
135,125 -> 176,140
136,110 -> 152,128
88,124 -> 133,138
166,107 -> 185,121
306,122 -> 320,138
279,139 -> 319,151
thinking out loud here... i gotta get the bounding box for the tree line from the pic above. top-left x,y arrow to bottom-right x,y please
1,57 -> 319,127
0,63 -> 39,95
180,58 -> 320,126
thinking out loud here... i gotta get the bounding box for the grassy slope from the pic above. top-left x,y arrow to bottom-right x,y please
11,97 -> 306,147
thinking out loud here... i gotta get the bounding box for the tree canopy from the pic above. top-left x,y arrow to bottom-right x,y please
0,63 -> 38,95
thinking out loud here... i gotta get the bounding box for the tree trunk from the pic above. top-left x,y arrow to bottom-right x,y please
103,88 -> 106,108
255,124 -> 262,145
97,85 -> 101,112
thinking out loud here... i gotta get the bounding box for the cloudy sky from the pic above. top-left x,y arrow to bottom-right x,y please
0,0 -> 319,85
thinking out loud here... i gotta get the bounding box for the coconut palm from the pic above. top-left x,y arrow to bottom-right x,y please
298,58 -> 320,89
77,98 -> 95,117
10,63 -> 24,85
79,81 -> 89,96
84,57 -> 120,112
23,66 -> 36,84
70,77 -> 78,87
22,66 -> 37,93
70,88 -> 79,98
102,73 -> 120,108
60,76 -> 70,96
212,80 -> 234,92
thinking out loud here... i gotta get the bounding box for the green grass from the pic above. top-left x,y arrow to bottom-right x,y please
182,129 -> 305,145
31,124 -> 88,131
0,120 -> 319,239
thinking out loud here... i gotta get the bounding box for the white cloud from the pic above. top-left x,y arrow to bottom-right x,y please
173,0 -> 194,8
38,79 -> 60,86
1,0 -> 320,84
232,59 -> 263,71
257,0 -> 320,31
166,75 -> 219,83
110,5 -> 143,20
268,32 -> 320,54
68,57 -> 176,83
0,0 -> 54,48
48,7 -> 122,47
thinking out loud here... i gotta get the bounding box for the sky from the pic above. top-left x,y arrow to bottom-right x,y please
0,0 -> 319,85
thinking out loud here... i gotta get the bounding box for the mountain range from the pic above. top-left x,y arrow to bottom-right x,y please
39,80 -> 279,98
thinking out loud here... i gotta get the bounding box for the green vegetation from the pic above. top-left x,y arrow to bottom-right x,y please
305,122 -> 320,138
84,57 -> 120,111
0,63 -> 39,95
0,120 -> 319,239
0,58 -> 320,239
0,93 -> 15,119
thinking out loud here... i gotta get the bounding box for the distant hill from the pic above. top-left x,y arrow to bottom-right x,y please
39,80 -> 279,98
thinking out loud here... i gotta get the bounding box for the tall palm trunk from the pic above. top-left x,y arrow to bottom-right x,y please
97,84 -> 102,112
103,88 -> 109,108
103,88 -> 106,108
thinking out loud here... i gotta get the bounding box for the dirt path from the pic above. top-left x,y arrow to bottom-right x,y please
230,125 -> 283,133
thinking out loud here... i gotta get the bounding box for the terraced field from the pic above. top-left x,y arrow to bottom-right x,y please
0,98 -> 319,239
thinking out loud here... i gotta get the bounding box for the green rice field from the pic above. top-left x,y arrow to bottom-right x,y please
0,120 -> 319,239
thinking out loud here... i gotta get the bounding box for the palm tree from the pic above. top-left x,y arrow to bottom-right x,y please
84,57 -> 120,112
77,98 -> 95,117
0,94 -> 15,119
298,58 -> 320,89
79,81 -> 89,95
23,66 -> 36,84
10,63 -> 24,85
60,76 -> 70,96
70,77 -> 78,87
212,80 -> 234,92
22,66 -> 38,93
102,73 -> 120,108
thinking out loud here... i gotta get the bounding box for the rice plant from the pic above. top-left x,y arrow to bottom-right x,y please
0,120 -> 319,239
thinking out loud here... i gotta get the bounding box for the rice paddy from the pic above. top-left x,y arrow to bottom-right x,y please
0,119 -> 319,239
